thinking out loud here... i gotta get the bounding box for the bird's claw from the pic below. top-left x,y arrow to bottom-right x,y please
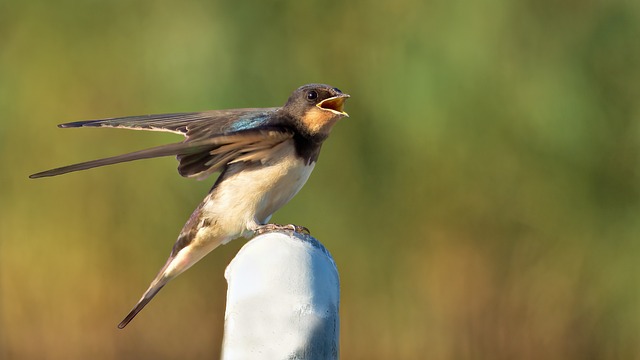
255,223 -> 311,236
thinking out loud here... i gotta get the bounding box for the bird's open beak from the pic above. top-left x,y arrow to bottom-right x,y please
317,94 -> 350,117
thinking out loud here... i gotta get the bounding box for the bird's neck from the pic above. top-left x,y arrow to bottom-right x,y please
292,131 -> 324,165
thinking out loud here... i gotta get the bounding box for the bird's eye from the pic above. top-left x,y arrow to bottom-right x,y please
307,90 -> 318,101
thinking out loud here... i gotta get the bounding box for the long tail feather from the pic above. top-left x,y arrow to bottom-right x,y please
118,278 -> 169,329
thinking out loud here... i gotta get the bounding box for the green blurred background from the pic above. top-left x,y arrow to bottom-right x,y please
1,0 -> 639,359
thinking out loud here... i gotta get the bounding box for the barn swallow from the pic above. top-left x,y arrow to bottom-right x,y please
30,83 -> 349,329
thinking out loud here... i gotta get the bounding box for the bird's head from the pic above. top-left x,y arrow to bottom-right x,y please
282,84 -> 350,139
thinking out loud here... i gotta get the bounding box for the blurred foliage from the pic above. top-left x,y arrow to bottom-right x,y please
1,0 -> 639,359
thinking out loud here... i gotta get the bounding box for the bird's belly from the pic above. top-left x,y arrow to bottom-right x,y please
203,152 -> 315,239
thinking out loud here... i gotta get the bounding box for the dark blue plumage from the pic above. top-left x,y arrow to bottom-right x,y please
227,113 -> 272,132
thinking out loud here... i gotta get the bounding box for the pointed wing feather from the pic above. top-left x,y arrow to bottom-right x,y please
59,108 -> 279,137
29,141 -> 212,178
29,127 -> 293,179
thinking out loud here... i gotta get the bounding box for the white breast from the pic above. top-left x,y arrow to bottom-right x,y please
202,140 -> 315,240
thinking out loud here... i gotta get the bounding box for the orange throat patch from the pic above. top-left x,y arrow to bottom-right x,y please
301,107 -> 342,137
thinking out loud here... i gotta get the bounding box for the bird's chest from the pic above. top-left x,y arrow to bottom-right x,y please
205,147 -> 315,227
248,156 -> 315,220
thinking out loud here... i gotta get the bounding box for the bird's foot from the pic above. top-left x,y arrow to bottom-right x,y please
255,223 -> 311,236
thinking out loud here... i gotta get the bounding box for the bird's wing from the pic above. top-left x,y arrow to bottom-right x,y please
177,128 -> 294,179
29,127 -> 293,179
58,108 -> 279,136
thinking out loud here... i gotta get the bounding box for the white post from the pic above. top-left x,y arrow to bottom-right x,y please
221,231 -> 340,360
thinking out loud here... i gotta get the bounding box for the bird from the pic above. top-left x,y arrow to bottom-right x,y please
29,83 -> 349,329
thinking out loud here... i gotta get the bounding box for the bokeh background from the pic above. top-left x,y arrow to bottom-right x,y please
1,0 -> 639,359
